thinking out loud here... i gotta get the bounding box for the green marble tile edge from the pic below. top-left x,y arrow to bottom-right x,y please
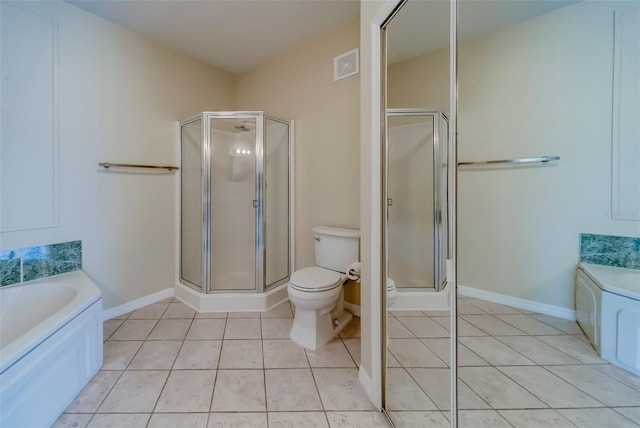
0,250 -> 21,286
22,241 -> 82,282
580,233 -> 640,270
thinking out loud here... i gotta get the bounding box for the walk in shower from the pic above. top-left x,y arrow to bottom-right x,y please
386,109 -> 449,291
179,111 -> 292,299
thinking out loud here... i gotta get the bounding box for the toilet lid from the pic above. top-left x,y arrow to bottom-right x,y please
290,267 -> 342,292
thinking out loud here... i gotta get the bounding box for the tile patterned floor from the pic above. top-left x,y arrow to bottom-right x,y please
55,295 -> 640,427
387,297 -> 640,427
54,299 -> 390,428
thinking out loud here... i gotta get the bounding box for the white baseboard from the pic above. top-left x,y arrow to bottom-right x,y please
103,288 -> 174,321
175,282 -> 289,312
344,302 -> 361,317
358,365 -> 379,410
458,284 -> 576,321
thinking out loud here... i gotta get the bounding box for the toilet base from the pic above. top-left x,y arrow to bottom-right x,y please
290,306 -> 352,351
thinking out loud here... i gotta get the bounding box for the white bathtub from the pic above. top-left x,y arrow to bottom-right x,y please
576,263 -> 640,376
0,270 -> 103,428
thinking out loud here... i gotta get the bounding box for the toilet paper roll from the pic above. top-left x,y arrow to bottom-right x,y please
346,262 -> 361,281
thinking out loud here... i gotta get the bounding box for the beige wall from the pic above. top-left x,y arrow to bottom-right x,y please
0,1 -> 236,309
236,20 -> 361,274
387,2 -> 640,311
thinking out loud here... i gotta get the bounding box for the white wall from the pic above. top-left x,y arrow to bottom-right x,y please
457,2 -> 639,310
0,1 -> 236,309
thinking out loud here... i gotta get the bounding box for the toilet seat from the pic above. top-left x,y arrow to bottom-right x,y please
289,267 -> 342,293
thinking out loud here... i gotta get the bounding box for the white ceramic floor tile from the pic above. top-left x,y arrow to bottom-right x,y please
98,370 -> 168,413
147,413 -> 208,428
147,319 -> 192,340
186,319 -> 226,340
464,299 -> 523,315
263,339 -> 309,368
457,410 -> 512,428
389,310 -> 426,317
218,339 -> 263,369
211,370 -> 266,412
431,316 -> 487,337
423,309 -> 451,317
460,315 -> 525,336
395,316 -> 449,338
65,371 -> 122,413
109,320 -> 157,341
495,336 -> 580,365
269,412 -> 328,428
127,340 -> 181,369
407,368 -> 489,410
207,413 -> 268,428
531,314 -> 583,334
103,320 -> 124,340
614,407 -> 640,424
162,302 -> 196,319
386,368 -> 438,411
261,318 -> 294,339
342,337 -> 361,366
155,370 -> 216,412
228,311 -> 261,318
195,311 -> 227,318
102,341 -> 143,370
262,301 -> 294,318
86,414 -> 150,428
388,411 -> 449,427
458,367 -> 547,409
499,366 -> 602,408
339,317 -> 361,337
496,314 -> 565,335
591,363 -> 640,392
388,338 -> 447,368
421,338 -> 488,367
387,350 -> 401,367
388,317 -> 415,338
173,340 -> 222,369
459,336 -> 535,366
265,369 -> 323,411
223,318 -> 261,339
457,300 -> 489,315
537,335 -> 604,363
558,408 -> 640,428
313,368 -> 375,411
499,409 -> 579,428
547,365 -> 640,406
326,411 -> 389,428
53,413 -> 92,428
306,339 -> 356,368
128,303 -> 169,319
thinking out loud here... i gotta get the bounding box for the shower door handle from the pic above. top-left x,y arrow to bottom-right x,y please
252,200 -> 258,208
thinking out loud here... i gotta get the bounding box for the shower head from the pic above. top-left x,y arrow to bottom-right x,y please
234,121 -> 253,132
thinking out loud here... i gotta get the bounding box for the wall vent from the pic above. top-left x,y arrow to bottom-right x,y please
334,48 -> 359,81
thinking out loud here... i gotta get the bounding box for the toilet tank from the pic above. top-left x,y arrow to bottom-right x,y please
312,226 -> 360,273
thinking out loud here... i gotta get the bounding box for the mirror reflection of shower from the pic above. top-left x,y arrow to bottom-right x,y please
387,109 -> 449,291
179,111 -> 292,294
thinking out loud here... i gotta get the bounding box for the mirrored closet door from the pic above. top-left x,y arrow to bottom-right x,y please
381,0 -> 454,426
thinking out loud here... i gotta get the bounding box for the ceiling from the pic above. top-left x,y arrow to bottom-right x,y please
68,0 -> 578,74
387,0 -> 579,64
67,0 -> 360,74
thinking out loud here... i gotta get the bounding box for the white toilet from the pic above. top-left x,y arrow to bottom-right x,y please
288,226 -> 359,351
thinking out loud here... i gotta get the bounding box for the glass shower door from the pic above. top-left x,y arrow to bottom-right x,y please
208,116 -> 259,291
264,117 -> 290,290
180,118 -> 203,290
387,113 -> 436,289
